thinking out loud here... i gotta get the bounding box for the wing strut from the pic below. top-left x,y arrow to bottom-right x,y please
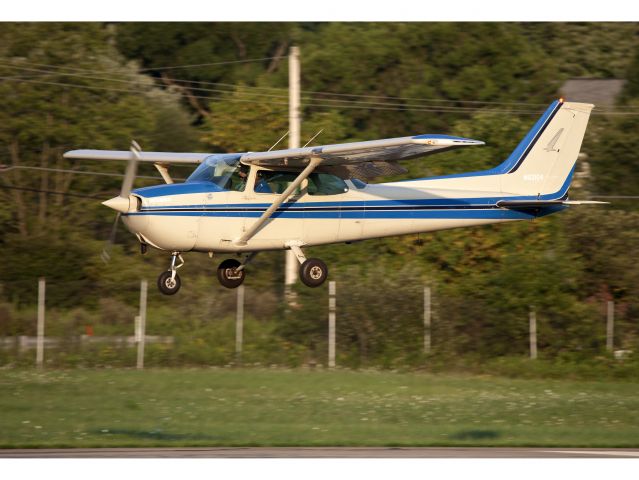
234,156 -> 322,246
153,163 -> 174,184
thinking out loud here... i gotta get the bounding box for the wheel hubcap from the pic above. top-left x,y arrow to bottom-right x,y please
165,277 -> 176,289
225,268 -> 242,280
309,266 -> 323,280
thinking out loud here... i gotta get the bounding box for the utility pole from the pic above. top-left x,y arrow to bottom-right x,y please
36,278 -> 45,369
606,300 -> 614,353
136,279 -> 147,370
423,285 -> 432,355
328,281 -> 336,369
236,285 -> 245,364
529,306 -> 537,360
285,46 -> 301,299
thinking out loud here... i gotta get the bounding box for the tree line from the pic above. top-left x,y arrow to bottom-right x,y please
0,22 -> 638,371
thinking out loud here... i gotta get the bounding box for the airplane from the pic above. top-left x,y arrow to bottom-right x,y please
64,99 -> 603,295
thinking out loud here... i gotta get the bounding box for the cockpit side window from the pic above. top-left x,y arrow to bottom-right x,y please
252,170 -> 349,196
254,170 -> 301,195
186,154 -> 246,191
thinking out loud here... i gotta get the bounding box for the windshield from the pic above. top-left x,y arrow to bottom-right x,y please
186,154 -> 246,191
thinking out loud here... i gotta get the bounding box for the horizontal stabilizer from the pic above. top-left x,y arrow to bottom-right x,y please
497,199 -> 608,209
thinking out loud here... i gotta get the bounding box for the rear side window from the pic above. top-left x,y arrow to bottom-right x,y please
350,178 -> 367,189
307,173 -> 348,196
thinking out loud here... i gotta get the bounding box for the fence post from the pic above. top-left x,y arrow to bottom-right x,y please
423,285 -> 432,355
36,277 -> 45,369
529,306 -> 537,360
328,281 -> 336,369
606,300 -> 614,352
236,285 -> 245,364
136,279 -> 147,370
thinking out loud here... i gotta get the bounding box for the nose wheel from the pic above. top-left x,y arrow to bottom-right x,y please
157,252 -> 184,295
158,271 -> 181,295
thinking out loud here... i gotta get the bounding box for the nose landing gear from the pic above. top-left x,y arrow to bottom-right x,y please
157,252 -> 184,295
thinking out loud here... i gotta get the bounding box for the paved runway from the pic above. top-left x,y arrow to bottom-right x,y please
1,447 -> 639,458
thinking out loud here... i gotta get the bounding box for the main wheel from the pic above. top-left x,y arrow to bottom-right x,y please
300,258 -> 328,288
157,271 -> 181,295
217,258 -> 246,289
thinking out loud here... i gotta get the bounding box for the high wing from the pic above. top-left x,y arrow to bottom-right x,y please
65,134 -> 484,167
240,134 -> 484,166
63,150 -> 210,164
64,134 -> 484,181
239,134 -> 484,180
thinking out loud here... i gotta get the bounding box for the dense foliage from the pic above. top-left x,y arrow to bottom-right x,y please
0,22 -> 638,372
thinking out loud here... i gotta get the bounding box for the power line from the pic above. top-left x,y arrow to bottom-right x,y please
0,183 -> 110,200
138,56 -> 287,72
5,58 -> 639,115
0,58 -> 563,109
0,75 -> 547,115
589,195 -> 639,199
0,65 -> 549,113
0,165 -> 173,180
1,67 -> 638,116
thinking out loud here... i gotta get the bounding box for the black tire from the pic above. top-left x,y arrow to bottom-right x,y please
157,271 -> 181,295
300,258 -> 328,288
217,258 -> 246,289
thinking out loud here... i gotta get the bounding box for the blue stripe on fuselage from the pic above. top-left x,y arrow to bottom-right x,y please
133,164 -> 575,214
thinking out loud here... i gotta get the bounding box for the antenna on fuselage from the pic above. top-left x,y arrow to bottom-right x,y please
303,129 -> 324,148
267,131 -> 290,152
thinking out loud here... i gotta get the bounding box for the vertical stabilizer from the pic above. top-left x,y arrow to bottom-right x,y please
500,101 -> 594,198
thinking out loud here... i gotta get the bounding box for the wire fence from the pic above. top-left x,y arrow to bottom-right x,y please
0,276 -> 634,370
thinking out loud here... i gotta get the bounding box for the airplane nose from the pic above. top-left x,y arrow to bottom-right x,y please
102,195 -> 131,213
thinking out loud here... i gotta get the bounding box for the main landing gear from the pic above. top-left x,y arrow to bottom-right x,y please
217,252 -> 256,289
289,244 -> 328,288
157,252 -> 184,295
156,248 -> 329,294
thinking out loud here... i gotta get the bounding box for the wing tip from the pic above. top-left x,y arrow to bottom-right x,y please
411,135 -> 484,146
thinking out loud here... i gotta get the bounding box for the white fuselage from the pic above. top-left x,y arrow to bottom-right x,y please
123,170 -> 544,254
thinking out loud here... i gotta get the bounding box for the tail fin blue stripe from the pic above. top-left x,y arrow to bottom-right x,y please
498,100 -> 562,174
399,100 -> 564,183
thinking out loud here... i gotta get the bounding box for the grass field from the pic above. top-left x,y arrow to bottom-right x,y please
0,368 -> 638,448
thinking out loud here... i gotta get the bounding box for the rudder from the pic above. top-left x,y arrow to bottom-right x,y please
500,100 -> 594,198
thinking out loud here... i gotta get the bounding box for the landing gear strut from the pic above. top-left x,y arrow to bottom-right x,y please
157,252 -> 184,295
288,244 -> 328,288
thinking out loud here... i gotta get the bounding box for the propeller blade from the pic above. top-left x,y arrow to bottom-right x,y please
101,212 -> 121,263
101,140 -> 141,263
120,140 -> 141,198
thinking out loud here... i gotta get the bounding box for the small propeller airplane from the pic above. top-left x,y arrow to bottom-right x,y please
64,99 -> 603,295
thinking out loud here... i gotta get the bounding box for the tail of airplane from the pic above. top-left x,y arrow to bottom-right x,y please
498,99 -> 594,199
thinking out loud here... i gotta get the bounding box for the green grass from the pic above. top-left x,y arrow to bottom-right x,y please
1,368 -> 638,448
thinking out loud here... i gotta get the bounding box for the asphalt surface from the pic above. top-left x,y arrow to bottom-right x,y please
1,447 -> 639,458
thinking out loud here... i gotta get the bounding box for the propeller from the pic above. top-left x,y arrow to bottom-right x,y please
101,140 -> 141,263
